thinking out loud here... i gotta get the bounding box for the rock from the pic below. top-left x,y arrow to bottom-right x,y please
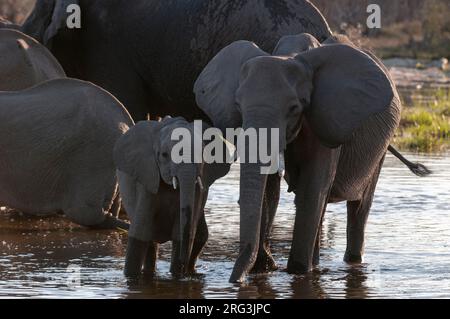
428,58 -> 449,71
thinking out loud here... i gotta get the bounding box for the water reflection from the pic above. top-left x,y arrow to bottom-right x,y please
0,153 -> 449,298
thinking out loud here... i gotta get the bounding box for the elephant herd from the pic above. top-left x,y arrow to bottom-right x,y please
0,0 -> 430,283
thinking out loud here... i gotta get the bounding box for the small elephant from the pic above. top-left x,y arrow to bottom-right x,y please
0,29 -> 66,91
114,117 -> 230,277
0,78 -> 133,229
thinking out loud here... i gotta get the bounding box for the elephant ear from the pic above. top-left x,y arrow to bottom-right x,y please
297,44 -> 394,147
273,33 -> 321,56
22,0 -> 79,46
114,121 -> 161,194
194,40 -> 269,132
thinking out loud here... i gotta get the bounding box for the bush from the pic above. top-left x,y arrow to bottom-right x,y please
395,89 -> 450,152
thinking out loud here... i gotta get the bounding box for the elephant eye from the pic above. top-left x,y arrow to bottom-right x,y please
288,105 -> 299,115
161,152 -> 169,159
299,98 -> 310,108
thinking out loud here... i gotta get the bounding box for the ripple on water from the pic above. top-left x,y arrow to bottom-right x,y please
0,153 -> 449,298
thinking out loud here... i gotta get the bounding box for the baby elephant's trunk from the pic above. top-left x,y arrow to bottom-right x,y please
171,168 -> 198,276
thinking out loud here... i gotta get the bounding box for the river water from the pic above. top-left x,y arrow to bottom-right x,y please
0,153 -> 449,299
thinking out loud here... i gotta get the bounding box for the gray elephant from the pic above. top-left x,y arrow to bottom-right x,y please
274,33 -> 430,271
0,78 -> 133,229
114,118 -> 230,277
0,29 -> 66,90
193,34 -> 427,282
21,0 -> 332,122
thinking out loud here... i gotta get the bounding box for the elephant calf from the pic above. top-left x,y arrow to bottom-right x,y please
114,117 -> 230,277
0,78 -> 133,229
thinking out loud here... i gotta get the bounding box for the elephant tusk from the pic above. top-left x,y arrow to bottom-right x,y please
278,152 -> 285,178
197,176 -> 204,191
172,176 -> 178,190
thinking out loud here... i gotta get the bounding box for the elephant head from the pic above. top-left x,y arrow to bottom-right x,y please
114,117 -> 230,276
194,36 -> 393,282
273,33 -> 321,57
0,29 -> 66,90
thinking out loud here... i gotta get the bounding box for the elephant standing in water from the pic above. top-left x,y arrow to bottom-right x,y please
0,29 -> 65,90
194,34 -> 430,282
21,0 -> 332,122
274,33 -> 430,268
114,118 -> 230,277
0,78 -> 133,228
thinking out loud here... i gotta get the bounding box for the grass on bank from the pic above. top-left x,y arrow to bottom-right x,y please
394,89 -> 450,152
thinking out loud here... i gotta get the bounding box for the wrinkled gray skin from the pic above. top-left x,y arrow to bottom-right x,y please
21,0 -> 331,122
194,35 -> 402,282
0,78 -> 133,229
114,118 -> 230,277
0,29 -> 66,90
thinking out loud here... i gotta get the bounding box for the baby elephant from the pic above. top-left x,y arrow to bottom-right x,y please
0,78 -> 133,228
114,117 -> 230,277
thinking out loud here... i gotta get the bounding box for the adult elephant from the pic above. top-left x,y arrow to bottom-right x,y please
21,0 -> 332,122
194,35 -> 420,282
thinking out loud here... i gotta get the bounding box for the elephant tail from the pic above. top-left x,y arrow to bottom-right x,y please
388,145 -> 432,177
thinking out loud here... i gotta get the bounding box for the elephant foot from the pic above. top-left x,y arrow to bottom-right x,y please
287,259 -> 312,275
344,252 -> 363,264
124,237 -> 149,278
91,214 -> 130,230
250,248 -> 278,273
312,254 -> 320,267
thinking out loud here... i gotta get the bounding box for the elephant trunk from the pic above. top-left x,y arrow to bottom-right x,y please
171,168 -> 198,276
229,112 -> 284,283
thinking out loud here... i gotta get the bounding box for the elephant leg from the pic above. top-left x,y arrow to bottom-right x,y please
252,174 -> 280,273
344,156 -> 384,263
287,143 -> 340,274
187,215 -> 209,274
313,206 -> 326,266
142,241 -> 159,275
125,237 -> 150,277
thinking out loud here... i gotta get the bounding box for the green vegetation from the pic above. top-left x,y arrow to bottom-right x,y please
394,89 -> 450,152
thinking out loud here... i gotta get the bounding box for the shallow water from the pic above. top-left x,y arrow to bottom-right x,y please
0,153 -> 449,299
